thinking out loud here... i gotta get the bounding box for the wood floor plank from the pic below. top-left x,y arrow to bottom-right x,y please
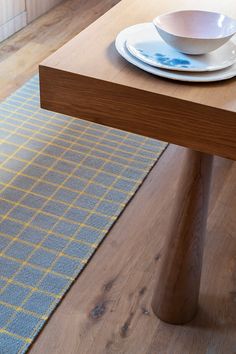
0,1 -> 235,352
0,0 -> 120,100
29,146 -> 236,354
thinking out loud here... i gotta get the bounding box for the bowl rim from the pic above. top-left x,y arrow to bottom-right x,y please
153,9 -> 236,40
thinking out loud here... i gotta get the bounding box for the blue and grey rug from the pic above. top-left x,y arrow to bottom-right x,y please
0,75 -> 167,353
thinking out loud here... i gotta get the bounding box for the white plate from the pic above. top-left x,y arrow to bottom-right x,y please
126,23 -> 236,72
115,23 -> 236,82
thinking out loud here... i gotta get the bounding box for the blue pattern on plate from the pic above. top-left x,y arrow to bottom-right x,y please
138,49 -> 191,68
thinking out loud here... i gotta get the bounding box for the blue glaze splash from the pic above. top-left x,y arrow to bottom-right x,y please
154,53 -> 191,67
156,53 -> 166,57
137,49 -> 192,68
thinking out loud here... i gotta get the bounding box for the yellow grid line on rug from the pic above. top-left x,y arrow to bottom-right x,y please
0,103 -> 158,157
0,75 -> 168,353
1,128 -> 141,347
2,97 -> 159,152
0,138 -> 155,184
19,131 -> 149,353
0,122 -> 158,169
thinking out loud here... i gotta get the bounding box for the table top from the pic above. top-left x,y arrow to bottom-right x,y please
40,0 -> 236,160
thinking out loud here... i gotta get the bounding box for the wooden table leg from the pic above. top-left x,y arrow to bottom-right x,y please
152,149 -> 213,325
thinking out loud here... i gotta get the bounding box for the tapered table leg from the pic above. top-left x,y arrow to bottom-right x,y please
152,149 -> 213,324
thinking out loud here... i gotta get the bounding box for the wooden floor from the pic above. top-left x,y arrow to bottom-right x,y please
1,1 -> 236,353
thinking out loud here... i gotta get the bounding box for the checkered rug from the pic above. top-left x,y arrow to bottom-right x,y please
0,75 -> 167,353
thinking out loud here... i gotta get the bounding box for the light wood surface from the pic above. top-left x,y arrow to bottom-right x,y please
26,0 -> 64,23
0,0 -> 25,26
39,0 -> 236,325
152,150 -> 213,324
0,0 -> 120,100
40,0 -> 236,160
0,0 -> 66,42
29,146 -> 236,354
1,1 -> 236,351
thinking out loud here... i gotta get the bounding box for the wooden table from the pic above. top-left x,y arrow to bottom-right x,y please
39,0 -> 236,325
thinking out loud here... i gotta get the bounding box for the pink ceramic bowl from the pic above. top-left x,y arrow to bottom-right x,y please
153,10 -> 236,55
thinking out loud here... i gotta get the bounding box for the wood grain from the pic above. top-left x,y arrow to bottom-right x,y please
39,0 -> 236,160
29,146 -> 236,354
26,0 -> 64,23
0,0 -> 65,42
1,1 -> 236,352
152,150 -> 213,324
0,0 -> 120,100
40,67 -> 236,160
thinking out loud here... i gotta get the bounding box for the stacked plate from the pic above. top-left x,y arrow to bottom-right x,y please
115,23 -> 236,82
